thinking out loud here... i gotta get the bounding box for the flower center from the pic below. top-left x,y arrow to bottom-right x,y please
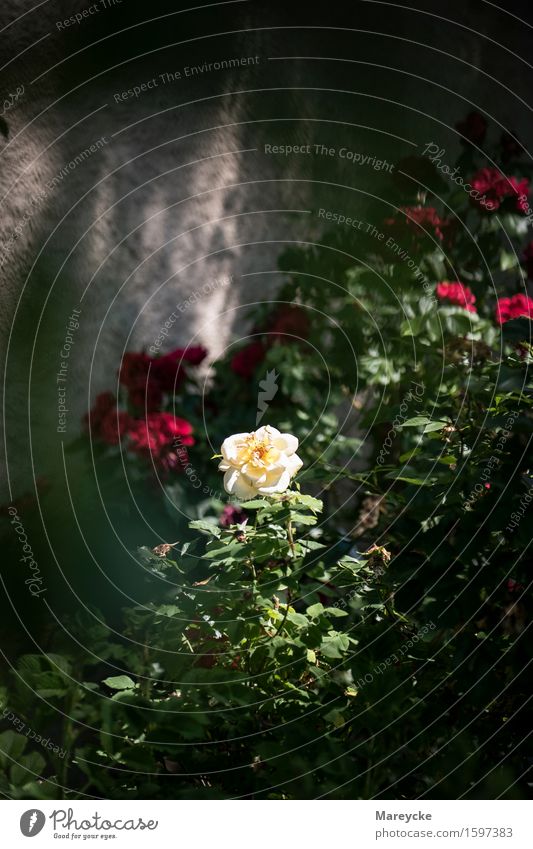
244,435 -> 276,466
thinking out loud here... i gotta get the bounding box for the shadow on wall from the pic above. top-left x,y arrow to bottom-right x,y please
1,0 -> 533,503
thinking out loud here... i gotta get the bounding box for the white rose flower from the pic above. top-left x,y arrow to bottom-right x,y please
218,425 -> 303,499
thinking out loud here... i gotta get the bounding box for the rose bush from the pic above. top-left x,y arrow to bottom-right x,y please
2,109 -> 531,800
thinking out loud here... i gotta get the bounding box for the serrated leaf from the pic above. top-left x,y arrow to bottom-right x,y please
239,499 -> 272,509
292,493 -> 323,512
189,519 -> 221,537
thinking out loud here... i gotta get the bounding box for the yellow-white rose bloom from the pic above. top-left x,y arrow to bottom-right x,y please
219,425 -> 303,499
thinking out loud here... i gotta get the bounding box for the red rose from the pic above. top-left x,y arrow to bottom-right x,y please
119,352 -> 151,390
100,410 -> 133,445
120,346 -> 207,408
150,345 -> 206,391
436,281 -> 477,313
84,391 -> 115,430
150,355 -> 185,393
386,206 -> 448,246
126,413 -> 194,469
180,345 -> 208,365
495,293 -> 533,324
268,305 -> 310,343
471,168 -> 530,214
230,341 -> 266,378
456,111 -> 487,146
85,393 -> 133,445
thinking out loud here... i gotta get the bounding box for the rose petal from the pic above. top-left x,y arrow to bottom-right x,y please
274,433 -> 299,455
221,433 -> 250,464
258,469 -> 292,494
223,469 -> 257,499
285,453 -> 303,476
255,424 -> 280,442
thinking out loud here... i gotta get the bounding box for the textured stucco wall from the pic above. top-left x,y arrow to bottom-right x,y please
1,0 -> 533,498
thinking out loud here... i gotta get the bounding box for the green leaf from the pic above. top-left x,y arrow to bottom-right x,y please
306,603 -> 325,618
239,499 -> 272,509
102,675 -> 135,691
422,421 -> 448,433
324,708 -> 345,728
290,512 -> 317,526
324,607 -> 349,617
189,520 -> 221,537
320,634 -> 350,658
292,493 -> 323,512
499,250 -> 518,271
286,610 -> 309,627
400,416 -> 433,427
0,731 -> 27,767
10,751 -> 46,786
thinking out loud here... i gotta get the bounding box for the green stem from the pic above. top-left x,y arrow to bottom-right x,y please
287,517 -> 295,556
272,591 -> 292,638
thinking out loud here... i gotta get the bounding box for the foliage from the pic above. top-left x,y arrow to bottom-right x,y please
1,111 -> 532,799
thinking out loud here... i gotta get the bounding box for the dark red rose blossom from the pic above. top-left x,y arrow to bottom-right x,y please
230,341 -> 266,378
219,504 -> 248,528
495,293 -> 533,324
402,206 -> 446,239
456,111 -> 487,146
126,380 -> 163,412
150,355 -> 186,393
436,281 -> 477,313
126,413 -> 194,470
150,345 -> 207,391
119,351 -> 161,410
100,410 -> 133,445
522,242 -> 533,279
471,168 -> 530,214
85,391 -> 115,429
268,305 -> 310,343
179,345 -> 208,365
385,206 -> 448,245
85,392 -> 133,445
120,346 -> 206,408
127,413 -> 193,452
119,352 -> 151,390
